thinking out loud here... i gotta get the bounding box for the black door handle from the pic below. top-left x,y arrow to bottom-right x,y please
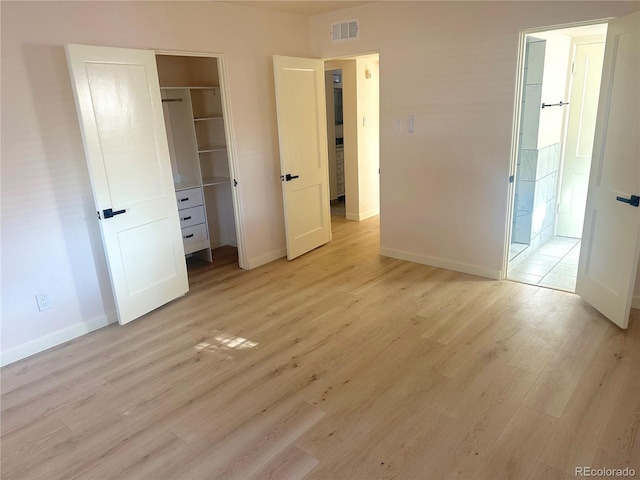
616,195 -> 640,207
102,208 -> 126,219
281,174 -> 300,182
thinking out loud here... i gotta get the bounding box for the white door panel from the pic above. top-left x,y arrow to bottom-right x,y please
557,41 -> 605,238
576,12 -> 640,328
273,55 -> 331,260
66,44 -> 188,325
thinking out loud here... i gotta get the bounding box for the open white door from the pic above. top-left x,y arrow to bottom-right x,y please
273,55 -> 331,260
66,44 -> 188,325
576,12 -> 640,329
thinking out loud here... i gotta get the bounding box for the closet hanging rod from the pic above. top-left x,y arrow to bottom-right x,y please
161,98 -> 183,103
541,101 -> 569,109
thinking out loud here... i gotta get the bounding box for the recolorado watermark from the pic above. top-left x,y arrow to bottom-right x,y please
576,466 -> 636,477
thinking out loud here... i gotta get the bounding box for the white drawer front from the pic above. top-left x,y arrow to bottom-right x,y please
181,223 -> 208,246
179,205 -> 206,229
176,187 -> 203,210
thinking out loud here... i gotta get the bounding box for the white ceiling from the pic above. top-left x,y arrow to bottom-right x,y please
225,1 -> 373,16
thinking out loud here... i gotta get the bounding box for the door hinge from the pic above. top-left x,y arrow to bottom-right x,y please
571,61 -> 575,74
97,210 -> 101,220
233,179 -> 238,187
509,175 -> 515,183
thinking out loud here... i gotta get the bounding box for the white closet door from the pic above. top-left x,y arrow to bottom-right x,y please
576,12 -> 640,329
66,44 -> 188,325
273,55 -> 331,260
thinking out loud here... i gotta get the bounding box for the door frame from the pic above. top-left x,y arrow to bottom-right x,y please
155,49 -> 248,269
322,50 -> 381,228
501,18 -> 613,280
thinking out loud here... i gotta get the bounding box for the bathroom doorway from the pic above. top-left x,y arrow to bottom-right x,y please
507,23 -> 607,291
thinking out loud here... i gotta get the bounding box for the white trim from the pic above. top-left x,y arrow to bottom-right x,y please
380,247 -> 502,280
632,296 -> 640,310
346,209 -> 379,222
1,313 -> 117,366
246,248 -> 287,270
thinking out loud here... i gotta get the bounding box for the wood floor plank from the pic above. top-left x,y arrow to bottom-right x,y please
539,328 -> 632,475
508,294 -> 586,374
2,214 -> 638,479
590,372 -> 640,476
522,310 -> 613,418
250,446 -> 319,480
471,405 -> 557,479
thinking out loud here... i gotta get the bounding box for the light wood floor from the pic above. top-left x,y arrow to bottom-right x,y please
2,214 -> 639,480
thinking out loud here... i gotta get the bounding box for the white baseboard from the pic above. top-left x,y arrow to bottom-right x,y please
345,209 -> 379,222
632,296 -> 640,309
379,247 -> 502,280
246,248 -> 287,269
1,312 -> 117,367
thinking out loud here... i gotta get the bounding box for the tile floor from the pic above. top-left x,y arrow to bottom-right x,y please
508,236 -> 581,292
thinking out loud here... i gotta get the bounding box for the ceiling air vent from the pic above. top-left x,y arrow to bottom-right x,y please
332,20 -> 359,41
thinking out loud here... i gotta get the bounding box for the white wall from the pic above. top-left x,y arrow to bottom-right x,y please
0,1 -> 311,361
536,32 -> 573,149
341,60 -> 360,218
310,1 -> 640,281
355,58 -> 380,220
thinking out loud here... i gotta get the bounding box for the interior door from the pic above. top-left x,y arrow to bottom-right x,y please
273,55 -> 331,260
557,40 -> 605,238
576,12 -> 640,329
66,44 -> 188,325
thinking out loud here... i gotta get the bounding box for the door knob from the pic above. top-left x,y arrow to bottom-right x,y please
102,208 -> 126,219
616,195 -> 640,207
281,174 -> 300,182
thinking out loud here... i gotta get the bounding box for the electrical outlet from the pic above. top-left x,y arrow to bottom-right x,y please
36,293 -> 51,311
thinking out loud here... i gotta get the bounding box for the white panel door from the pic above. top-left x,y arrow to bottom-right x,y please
273,55 -> 331,260
66,44 -> 188,325
576,12 -> 640,329
557,41 -> 605,238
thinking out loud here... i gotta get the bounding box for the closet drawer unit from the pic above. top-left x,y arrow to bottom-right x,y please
181,223 -> 208,246
175,187 -> 203,210
178,205 -> 206,229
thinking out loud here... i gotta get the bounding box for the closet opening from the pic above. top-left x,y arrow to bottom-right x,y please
156,52 -> 245,271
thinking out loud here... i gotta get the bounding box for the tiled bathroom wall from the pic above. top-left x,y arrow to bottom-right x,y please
512,37 -> 561,252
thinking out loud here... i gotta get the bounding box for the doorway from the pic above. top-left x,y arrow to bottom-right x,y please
506,23 -> 607,292
323,54 -> 380,227
155,52 -> 246,270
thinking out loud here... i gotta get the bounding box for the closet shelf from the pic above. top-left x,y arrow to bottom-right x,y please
160,86 -> 220,90
198,146 -> 227,153
174,181 -> 201,191
194,116 -> 223,122
202,176 -> 230,187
